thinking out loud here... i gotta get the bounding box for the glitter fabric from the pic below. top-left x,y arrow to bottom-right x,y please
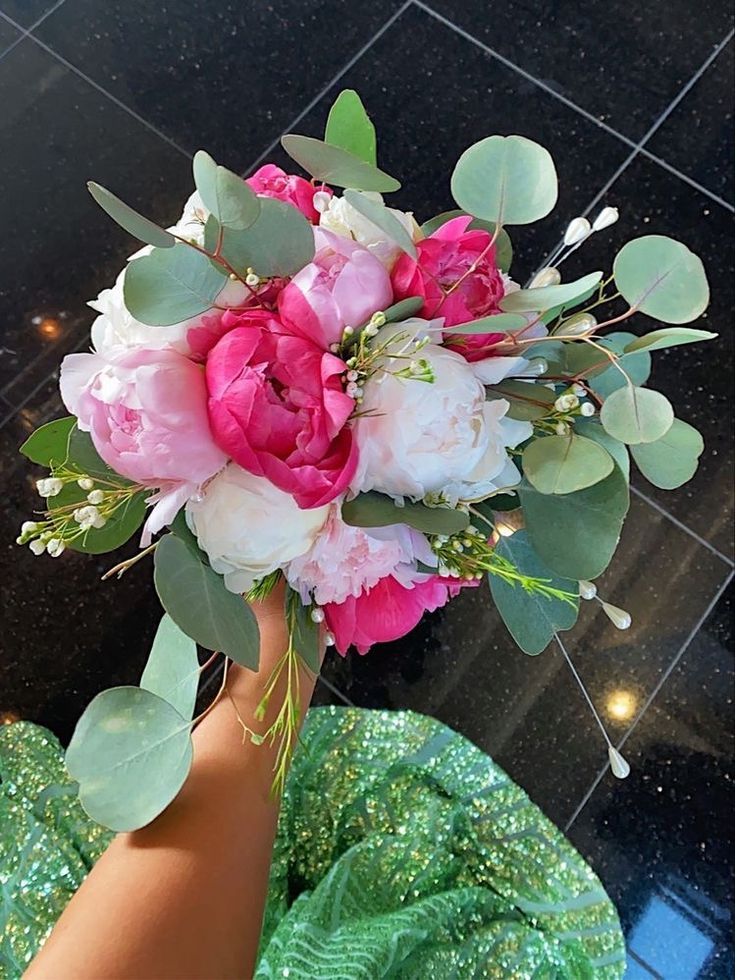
0,709 -> 625,978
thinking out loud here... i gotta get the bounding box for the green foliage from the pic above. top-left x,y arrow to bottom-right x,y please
450,135 -> 558,225
87,182 -> 176,248
203,198 -> 315,277
486,380 -> 557,421
380,297 -> 425,323
154,534 -> 260,669
522,433 -> 614,494
448,312 -> 528,335
613,235 -> 709,323
490,530 -> 578,655
20,416 -> 76,466
623,327 -> 717,353
66,489 -> 148,555
124,243 -> 227,326
419,209 -> 513,273
343,190 -> 416,257
519,467 -> 630,580
66,686 -> 193,832
600,385 -> 674,445
574,418 -> 630,481
140,614 -> 200,720
587,332 -> 652,398
325,89 -> 377,165
168,509 -> 208,562
192,150 -> 260,230
342,491 -> 469,536
501,272 -> 603,314
630,418 -> 704,489
281,134 -> 400,192
290,593 -> 321,674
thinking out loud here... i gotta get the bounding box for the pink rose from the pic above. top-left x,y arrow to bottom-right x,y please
278,229 -> 393,350
59,346 -> 227,540
324,574 -> 466,655
205,309 -> 357,509
392,215 -> 509,362
245,164 -> 330,224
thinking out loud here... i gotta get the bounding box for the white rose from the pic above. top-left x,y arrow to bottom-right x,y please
352,321 -> 532,502
186,464 -> 329,594
319,192 -> 418,270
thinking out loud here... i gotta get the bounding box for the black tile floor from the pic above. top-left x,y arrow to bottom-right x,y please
0,1 -> 732,976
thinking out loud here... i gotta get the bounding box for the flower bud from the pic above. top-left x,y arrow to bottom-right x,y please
87,489 -> 105,505
46,538 -> 65,558
77,477 -> 94,490
312,190 -> 331,213
561,313 -> 597,336
21,521 -> 38,536
555,393 -> 579,413
29,539 -> 46,556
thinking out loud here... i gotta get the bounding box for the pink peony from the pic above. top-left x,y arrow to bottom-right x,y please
278,229 -> 393,350
392,215 -> 510,362
205,309 -> 357,509
245,164 -> 329,224
323,574 -> 466,655
59,346 -> 227,539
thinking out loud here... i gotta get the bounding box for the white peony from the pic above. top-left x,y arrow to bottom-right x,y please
318,192 -> 418,270
351,321 -> 532,502
186,464 -> 330,594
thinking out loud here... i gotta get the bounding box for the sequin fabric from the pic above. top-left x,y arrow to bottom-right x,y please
1,708 -> 625,978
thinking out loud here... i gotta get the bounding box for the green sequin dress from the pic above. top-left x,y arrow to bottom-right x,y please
0,707 -> 625,978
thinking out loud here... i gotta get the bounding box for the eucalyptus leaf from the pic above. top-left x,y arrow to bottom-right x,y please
588,332 -> 652,398
486,380 -> 557,421
574,418 -> 630,481
69,490 -> 148,555
519,467 -> 630,580
154,534 -> 260,669
66,425 -> 121,480
87,182 -> 175,248
66,686 -> 193,832
343,189 -> 416,257
168,509 -> 209,563
203,198 -> 315,277
281,134 -> 400,192
623,327 -> 717,353
419,210 -> 513,273
490,530 -> 578,655
522,433 -> 614,494
124,244 -> 227,326
342,491 -> 469,536
613,235 -> 709,323
600,385 -> 674,445
630,418 -> 704,489
500,272 -> 603,314
20,416 -> 76,466
451,135 -> 558,225
193,150 -> 260,230
447,313 -> 528,335
324,89 -> 377,165
381,297 -> 425,323
140,614 -> 200,720
291,597 -> 321,674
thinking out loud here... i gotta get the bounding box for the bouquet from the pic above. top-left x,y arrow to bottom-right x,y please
16,90 -> 714,832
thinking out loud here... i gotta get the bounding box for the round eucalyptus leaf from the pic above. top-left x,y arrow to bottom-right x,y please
343,190 -> 416,257
522,433 -> 614,495
419,210 -> 513,273
342,491 -> 469,536
501,272 -> 602,314
451,135 -> 558,225
623,327 -> 717,353
154,534 -> 260,669
20,416 -> 76,466
518,467 -> 630,580
193,150 -> 260,230
203,198 -> 315,278
574,418 -> 630,481
490,530 -> 578,655
140,614 -> 200,720
69,490 -> 148,555
124,244 -> 227,326
485,380 -> 557,421
281,134 -> 400,192
600,385 -> 674,445
630,419 -> 704,489
66,686 -> 193,832
87,182 -> 175,248
324,89 -> 376,165
613,235 -> 709,323
588,332 -> 652,398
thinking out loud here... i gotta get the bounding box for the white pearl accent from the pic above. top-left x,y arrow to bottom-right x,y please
529,267 -> 561,288
563,216 -> 591,246
608,745 -> 630,779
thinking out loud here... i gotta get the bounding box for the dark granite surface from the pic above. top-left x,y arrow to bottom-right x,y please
0,0 -> 732,975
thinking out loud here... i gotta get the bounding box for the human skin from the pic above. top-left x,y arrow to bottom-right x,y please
25,583 -> 317,980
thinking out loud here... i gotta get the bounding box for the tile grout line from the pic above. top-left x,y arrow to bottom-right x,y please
317,673 -> 356,707
638,146 -> 734,213
240,0 -> 413,177
22,33 -> 193,161
631,486 -> 734,567
0,0 -> 68,62
564,568 -> 734,832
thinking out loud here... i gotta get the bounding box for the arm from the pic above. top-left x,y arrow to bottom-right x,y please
26,586 -> 316,980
